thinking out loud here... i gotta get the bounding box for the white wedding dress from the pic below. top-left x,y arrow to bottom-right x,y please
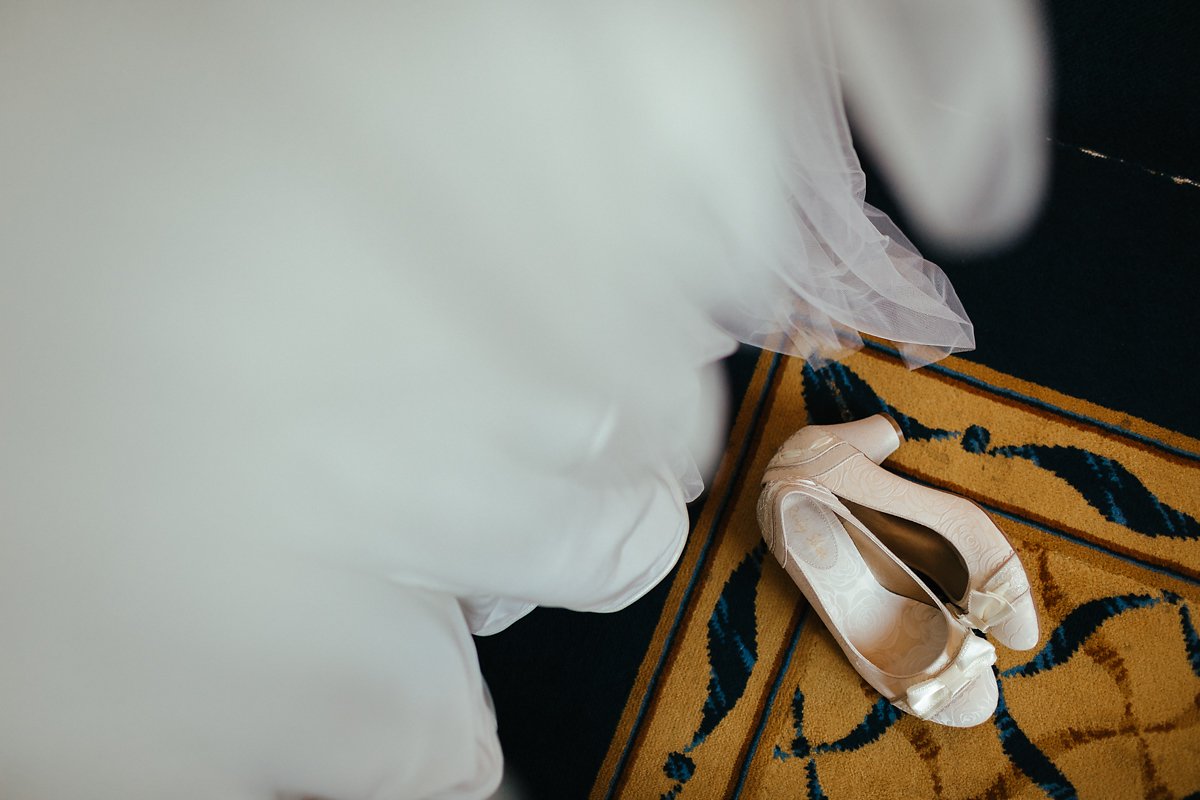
0,2 -> 1046,798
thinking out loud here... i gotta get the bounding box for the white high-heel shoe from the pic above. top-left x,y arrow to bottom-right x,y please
758,476 -> 998,727
766,415 -> 1039,651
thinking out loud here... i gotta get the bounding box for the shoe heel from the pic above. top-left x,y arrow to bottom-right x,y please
812,414 -> 903,465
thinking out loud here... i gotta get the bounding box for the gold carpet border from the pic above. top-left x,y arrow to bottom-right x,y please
592,347 -> 1200,799
591,351 -> 783,800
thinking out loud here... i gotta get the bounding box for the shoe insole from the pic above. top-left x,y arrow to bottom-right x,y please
842,499 -> 970,603
779,491 -> 948,675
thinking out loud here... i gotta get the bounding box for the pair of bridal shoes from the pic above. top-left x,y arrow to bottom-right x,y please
758,414 -> 1038,727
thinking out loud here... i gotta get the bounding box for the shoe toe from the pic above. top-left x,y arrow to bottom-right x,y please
927,670 -> 998,728
988,590 -> 1040,651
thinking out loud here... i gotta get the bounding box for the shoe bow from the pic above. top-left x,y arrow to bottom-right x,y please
904,635 -> 996,720
960,575 -> 1026,631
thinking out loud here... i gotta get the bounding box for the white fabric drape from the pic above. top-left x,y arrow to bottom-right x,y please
0,2 -> 1046,797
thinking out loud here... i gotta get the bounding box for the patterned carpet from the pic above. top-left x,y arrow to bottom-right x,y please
590,343 -> 1200,800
